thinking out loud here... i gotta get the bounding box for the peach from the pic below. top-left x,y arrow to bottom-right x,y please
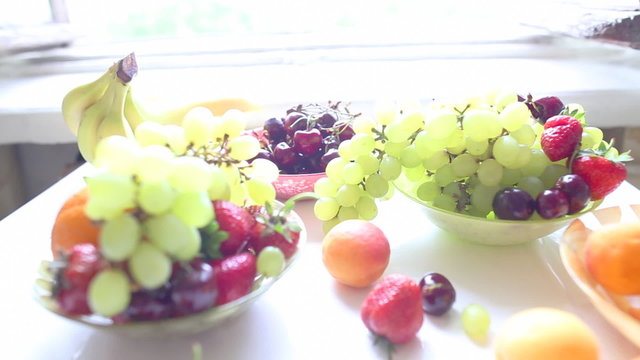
495,307 -> 599,360
322,220 -> 390,288
584,222 -> 640,295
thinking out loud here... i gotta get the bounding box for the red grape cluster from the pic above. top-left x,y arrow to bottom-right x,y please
251,103 -> 359,174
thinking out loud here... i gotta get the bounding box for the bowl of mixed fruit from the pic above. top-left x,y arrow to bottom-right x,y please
311,93 -> 631,245
248,102 -> 360,200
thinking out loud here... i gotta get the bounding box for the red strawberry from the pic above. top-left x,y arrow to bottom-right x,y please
540,115 -> 582,162
63,243 -> 106,289
210,252 -> 257,305
571,143 -> 632,200
212,200 -> 255,256
250,221 -> 300,259
56,286 -> 92,316
361,274 -> 424,345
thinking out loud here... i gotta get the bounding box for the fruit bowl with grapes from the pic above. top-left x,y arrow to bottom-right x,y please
247,102 -> 360,200
35,102 -> 308,336
312,93 -> 631,245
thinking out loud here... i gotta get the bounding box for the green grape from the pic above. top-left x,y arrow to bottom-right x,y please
182,107 -> 214,147
384,140 -> 410,158
229,182 -> 248,206
169,156 -> 213,192
540,164 -> 570,189
446,129 -> 466,155
385,122 -> 414,143
173,226 -> 201,261
462,304 -> 491,339
400,111 -> 425,132
462,109 -> 502,141
435,163 -> 456,186
135,145 -> 175,183
500,168 -> 523,187
219,163 -> 241,187
442,182 -> 462,197
470,183 -> 500,215
337,206 -> 359,221
353,116 -> 376,134
465,137 -> 489,156
414,131 -> 448,157
477,159 -> 503,186
144,214 -> 193,255
171,190 -> 214,227
520,149 -> 549,177
314,177 -> 341,197
379,156 -> 402,180
493,135 -> 519,168
246,178 -> 276,205
326,157 -> 348,181
583,126 -> 603,148
517,176 -> 545,198
342,162 -> 365,185
314,197 -> 340,221
417,180 -> 440,201
228,135 -> 261,161
365,174 -> 389,198
88,269 -> 131,317
207,166 -> 231,201
338,140 -> 356,160
257,246 -> 286,277
404,165 -> 427,182
432,193 -> 457,212
246,158 -> 279,183
94,135 -> 141,175
374,101 -> 399,125
336,184 -> 361,207
322,217 -> 341,234
425,109 -> 457,139
220,109 -> 246,138
128,242 -> 172,289
510,123 -> 536,147
494,92 -> 518,110
100,213 -> 141,261
381,183 -> 395,200
506,144 -> 532,169
451,153 -> 478,178
84,172 -> 136,220
138,181 -> 175,215
135,121 -> 170,147
164,124 -> 189,155
580,131 -> 596,149
532,122 -> 544,137
350,133 -> 376,156
499,101 -> 530,132
356,153 -> 380,176
356,196 -> 378,220
400,145 -> 422,168
423,150 -> 450,171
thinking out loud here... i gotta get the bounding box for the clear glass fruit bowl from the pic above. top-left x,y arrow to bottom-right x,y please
393,173 -> 601,246
560,204 -> 640,348
33,206 -> 307,338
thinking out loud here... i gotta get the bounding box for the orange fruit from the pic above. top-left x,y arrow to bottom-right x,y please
584,222 -> 640,295
322,220 -> 390,288
495,307 -> 599,360
51,188 -> 100,258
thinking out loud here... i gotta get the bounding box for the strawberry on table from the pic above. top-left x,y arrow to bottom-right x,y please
571,141 -> 633,200
361,274 -> 424,346
212,200 -> 255,256
210,252 -> 257,305
540,115 -> 582,162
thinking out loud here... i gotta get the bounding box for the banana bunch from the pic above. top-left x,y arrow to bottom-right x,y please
62,53 -> 263,162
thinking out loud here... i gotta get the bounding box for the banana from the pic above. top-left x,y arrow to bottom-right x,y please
61,63 -> 117,135
95,81 -> 134,141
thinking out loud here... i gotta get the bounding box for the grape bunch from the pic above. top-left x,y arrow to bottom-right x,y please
312,91 -> 622,230
250,102 -> 359,174
44,107 -> 303,321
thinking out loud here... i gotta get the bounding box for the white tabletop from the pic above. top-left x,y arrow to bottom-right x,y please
2,163 -> 639,360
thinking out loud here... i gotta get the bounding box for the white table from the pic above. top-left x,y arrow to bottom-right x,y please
2,163 -> 639,359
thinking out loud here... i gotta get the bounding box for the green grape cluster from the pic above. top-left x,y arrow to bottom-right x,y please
312,92 -> 604,231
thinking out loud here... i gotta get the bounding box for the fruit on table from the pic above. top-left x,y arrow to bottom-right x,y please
494,307 -> 599,360
461,304 -> 491,340
322,219 -> 390,287
419,272 -> 456,316
51,188 -> 100,258
584,222 -> 640,295
361,274 -> 424,344
571,142 -> 633,200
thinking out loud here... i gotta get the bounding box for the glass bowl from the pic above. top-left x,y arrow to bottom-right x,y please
393,173 -> 601,246
560,204 -> 640,348
33,205 -> 307,338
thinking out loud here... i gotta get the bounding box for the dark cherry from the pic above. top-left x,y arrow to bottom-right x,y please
126,291 -> 172,321
251,149 -> 274,162
317,113 -> 337,128
554,174 -> 591,214
536,189 -> 569,219
492,188 -> 535,220
273,142 -> 299,167
320,148 -> 340,170
336,123 -> 354,141
263,117 -> 286,144
170,260 -> 218,314
293,128 -> 323,155
419,272 -> 456,316
534,96 -> 564,122
283,112 -> 308,136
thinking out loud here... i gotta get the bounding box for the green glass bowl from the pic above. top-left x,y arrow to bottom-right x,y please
33,205 -> 306,338
393,173 -> 601,246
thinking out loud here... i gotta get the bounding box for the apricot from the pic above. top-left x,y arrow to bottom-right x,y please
495,307 -> 599,360
322,220 -> 390,288
584,222 -> 640,295
51,188 -> 100,258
